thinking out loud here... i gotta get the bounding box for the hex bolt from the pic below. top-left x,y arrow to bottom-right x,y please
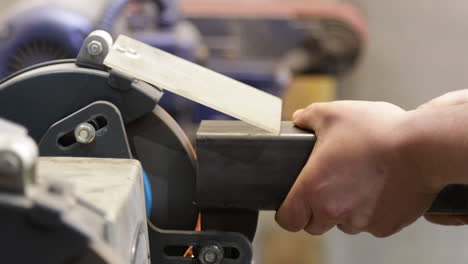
87,40 -> 103,56
199,245 -> 223,264
74,123 -> 96,144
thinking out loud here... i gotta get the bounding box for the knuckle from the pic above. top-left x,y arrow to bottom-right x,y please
371,230 -> 393,238
301,104 -> 318,118
370,225 -> 400,238
322,204 -> 345,221
349,216 -> 372,231
283,225 -> 302,233
300,102 -> 340,130
320,112 -> 339,128
305,102 -> 323,111
275,191 -> 312,233
373,101 -> 391,106
337,224 -> 361,235
305,228 -> 326,236
304,222 -> 328,236
276,215 -> 301,233
445,90 -> 458,96
303,177 -> 325,197
305,103 -> 331,118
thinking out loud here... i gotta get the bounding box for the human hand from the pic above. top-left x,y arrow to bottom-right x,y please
275,101 -> 442,237
418,89 -> 468,226
418,89 -> 468,109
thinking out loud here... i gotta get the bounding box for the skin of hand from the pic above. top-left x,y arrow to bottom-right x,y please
418,89 -> 468,109
417,89 -> 468,225
275,101 -> 445,237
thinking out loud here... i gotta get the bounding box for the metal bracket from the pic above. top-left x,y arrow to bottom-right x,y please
39,101 -> 131,159
76,31 -> 165,104
148,222 -> 252,264
76,30 -> 113,69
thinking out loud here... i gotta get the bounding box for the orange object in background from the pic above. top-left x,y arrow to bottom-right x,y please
262,231 -> 324,264
282,75 -> 336,120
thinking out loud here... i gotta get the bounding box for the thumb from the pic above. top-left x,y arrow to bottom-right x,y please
292,103 -> 329,132
292,109 -> 304,121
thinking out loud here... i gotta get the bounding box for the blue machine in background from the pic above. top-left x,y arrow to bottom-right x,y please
0,0 -> 208,125
0,7 -> 91,77
0,0 -> 293,124
0,0 -> 192,78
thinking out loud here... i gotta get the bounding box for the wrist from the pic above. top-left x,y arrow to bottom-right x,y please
393,110 -> 448,192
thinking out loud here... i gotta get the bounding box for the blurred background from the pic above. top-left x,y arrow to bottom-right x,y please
1,0 -> 468,263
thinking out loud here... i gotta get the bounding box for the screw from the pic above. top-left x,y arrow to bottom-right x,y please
74,123 -> 96,144
199,245 -> 223,264
87,40 -> 103,56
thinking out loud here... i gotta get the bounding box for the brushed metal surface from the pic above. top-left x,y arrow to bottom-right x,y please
104,35 -> 282,134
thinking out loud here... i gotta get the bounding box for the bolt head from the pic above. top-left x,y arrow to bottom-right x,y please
199,245 -> 223,264
87,40 -> 103,56
204,251 -> 217,263
74,123 -> 96,144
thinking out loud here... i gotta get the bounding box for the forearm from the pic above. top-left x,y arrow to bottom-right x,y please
400,103 -> 468,189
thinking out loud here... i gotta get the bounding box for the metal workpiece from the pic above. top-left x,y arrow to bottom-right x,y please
196,120 -> 316,211
104,35 -> 283,134
197,120 -> 468,215
428,185 -> 468,214
0,118 -> 38,193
